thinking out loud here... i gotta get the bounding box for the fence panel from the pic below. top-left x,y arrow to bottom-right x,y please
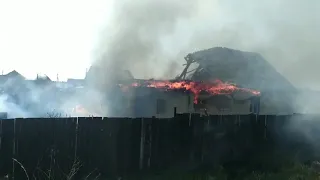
0,114 -> 318,178
0,119 -> 14,177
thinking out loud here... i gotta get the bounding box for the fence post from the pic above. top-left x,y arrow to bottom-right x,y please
0,119 -> 2,150
74,117 -> 79,159
264,115 -> 267,139
147,117 -> 154,169
12,118 -> 16,180
139,118 -> 145,170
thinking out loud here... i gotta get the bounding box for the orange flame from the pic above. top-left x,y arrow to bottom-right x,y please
121,79 -> 260,104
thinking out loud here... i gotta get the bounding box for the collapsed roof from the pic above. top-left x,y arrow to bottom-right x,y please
178,47 -> 295,91
177,47 -> 296,114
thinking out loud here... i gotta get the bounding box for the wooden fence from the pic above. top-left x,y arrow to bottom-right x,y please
0,113 -> 317,179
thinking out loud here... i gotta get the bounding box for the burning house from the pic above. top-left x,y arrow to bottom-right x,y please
0,46 -> 294,118
118,79 -> 260,117
177,47 -> 296,114
85,48 -> 267,117
117,47 -> 298,117
86,47 -> 296,117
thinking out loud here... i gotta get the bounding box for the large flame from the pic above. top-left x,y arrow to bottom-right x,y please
121,79 -> 260,104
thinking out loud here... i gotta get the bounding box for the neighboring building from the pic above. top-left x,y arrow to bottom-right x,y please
0,70 -> 27,97
67,78 -> 85,88
0,70 -> 26,87
34,74 -> 53,86
5,70 -> 25,80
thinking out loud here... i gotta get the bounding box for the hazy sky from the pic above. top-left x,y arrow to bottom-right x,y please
1,0 -> 320,90
0,0 -> 113,80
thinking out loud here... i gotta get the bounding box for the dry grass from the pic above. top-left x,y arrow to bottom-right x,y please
7,157 -> 320,180
9,158 -> 95,180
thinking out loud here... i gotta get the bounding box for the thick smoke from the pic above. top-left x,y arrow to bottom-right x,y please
0,94 -> 31,118
91,0 -> 320,112
89,0 -> 320,150
1,0 -> 319,117
0,75 -> 107,118
93,0 -> 320,89
93,0 -> 203,82
185,0 -> 320,90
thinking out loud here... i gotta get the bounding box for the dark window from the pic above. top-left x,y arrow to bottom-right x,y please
156,99 -> 166,114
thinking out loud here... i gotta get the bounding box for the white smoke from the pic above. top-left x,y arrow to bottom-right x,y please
0,94 -> 30,118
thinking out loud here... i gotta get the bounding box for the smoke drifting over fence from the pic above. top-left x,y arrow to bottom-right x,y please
1,0 -> 320,119
88,0 -> 320,114
88,0 -> 320,153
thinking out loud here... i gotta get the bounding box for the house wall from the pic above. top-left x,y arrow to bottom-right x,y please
232,100 -> 252,114
195,94 -> 252,115
130,88 -> 194,118
128,88 -> 256,117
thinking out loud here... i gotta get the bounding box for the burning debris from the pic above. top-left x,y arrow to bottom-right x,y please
120,79 -> 260,104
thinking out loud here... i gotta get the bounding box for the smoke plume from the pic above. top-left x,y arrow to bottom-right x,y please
92,0 -> 320,90
89,0 -> 320,115
2,0 -> 318,117
92,0 -> 203,83
88,0 -> 320,149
